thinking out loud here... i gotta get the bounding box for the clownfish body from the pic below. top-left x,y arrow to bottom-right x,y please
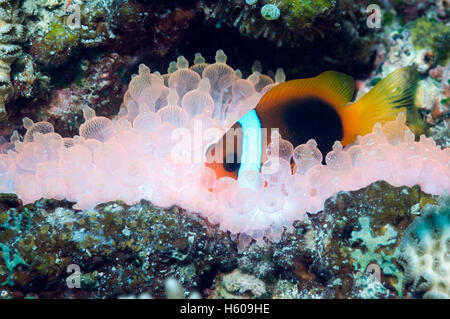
205,67 -> 423,182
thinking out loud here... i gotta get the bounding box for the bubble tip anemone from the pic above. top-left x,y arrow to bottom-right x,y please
1,50 -> 449,245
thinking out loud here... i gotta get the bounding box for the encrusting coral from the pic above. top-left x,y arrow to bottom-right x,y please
0,50 -> 449,248
0,0 -> 25,116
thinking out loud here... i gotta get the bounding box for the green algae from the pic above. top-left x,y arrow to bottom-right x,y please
276,0 -> 336,26
410,17 -> 450,65
30,21 -> 81,68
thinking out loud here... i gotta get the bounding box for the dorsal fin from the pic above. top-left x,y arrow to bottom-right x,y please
256,71 -> 355,112
357,66 -> 418,122
338,66 -> 421,145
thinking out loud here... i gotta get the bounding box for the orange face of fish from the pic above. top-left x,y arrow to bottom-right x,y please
205,123 -> 243,180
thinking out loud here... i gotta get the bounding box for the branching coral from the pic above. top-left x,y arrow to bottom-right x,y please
0,0 -> 25,115
0,50 -> 449,247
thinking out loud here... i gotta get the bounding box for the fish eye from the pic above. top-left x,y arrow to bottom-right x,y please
223,153 -> 240,172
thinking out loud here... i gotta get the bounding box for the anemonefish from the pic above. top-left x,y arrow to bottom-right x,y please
205,67 -> 423,184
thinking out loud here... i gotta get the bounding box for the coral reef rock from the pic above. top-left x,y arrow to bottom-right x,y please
0,196 -> 237,298
1,181 -> 445,299
0,0 -> 25,115
201,0 -> 339,47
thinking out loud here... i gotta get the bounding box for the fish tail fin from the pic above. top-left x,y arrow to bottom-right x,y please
339,67 -> 422,145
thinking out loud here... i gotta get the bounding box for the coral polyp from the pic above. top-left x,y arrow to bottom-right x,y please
0,50 -> 449,249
